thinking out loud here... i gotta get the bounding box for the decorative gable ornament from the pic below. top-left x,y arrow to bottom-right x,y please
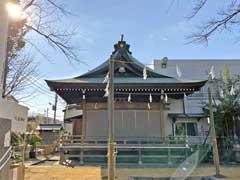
119,66 -> 126,73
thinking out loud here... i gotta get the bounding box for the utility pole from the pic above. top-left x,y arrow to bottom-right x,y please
107,55 -> 115,180
208,87 -> 221,177
53,93 -> 58,124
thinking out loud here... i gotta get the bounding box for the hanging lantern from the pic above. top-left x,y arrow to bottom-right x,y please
149,94 -> 152,103
165,93 -> 168,103
143,66 -> 147,80
128,93 -> 131,102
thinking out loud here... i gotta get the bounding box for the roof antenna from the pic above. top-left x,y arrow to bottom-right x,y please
120,34 -> 124,41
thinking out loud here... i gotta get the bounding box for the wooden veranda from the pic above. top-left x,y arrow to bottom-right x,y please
59,135 -> 210,166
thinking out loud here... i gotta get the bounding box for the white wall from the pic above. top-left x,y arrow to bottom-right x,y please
199,117 -> 210,135
64,108 -> 82,119
0,98 -> 28,133
164,98 -> 184,136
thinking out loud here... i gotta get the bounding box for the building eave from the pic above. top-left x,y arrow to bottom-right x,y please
46,79 -> 207,90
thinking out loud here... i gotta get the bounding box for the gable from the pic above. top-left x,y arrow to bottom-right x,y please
76,39 -> 174,80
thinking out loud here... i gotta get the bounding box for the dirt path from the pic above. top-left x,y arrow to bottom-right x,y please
25,166 -> 102,180
102,166 -> 240,180
25,165 -> 240,180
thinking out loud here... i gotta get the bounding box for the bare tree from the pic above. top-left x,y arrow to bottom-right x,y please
4,0 -> 81,99
21,0 -> 79,62
5,54 -> 39,98
186,0 -> 240,44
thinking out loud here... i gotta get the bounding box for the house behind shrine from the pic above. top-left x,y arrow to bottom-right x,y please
46,39 -> 208,140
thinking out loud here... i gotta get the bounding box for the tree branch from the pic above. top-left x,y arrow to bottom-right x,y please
187,8 -> 240,44
187,0 -> 208,19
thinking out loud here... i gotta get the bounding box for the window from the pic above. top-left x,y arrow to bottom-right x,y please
175,122 -> 198,136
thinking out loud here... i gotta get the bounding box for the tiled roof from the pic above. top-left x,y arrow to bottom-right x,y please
46,42 -> 207,86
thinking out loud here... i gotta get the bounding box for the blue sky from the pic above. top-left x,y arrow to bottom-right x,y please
23,0 -> 240,119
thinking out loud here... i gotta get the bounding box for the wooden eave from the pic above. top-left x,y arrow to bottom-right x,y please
46,79 -> 207,104
46,80 -> 207,91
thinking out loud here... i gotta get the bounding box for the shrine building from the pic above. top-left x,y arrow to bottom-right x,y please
46,38 -> 207,141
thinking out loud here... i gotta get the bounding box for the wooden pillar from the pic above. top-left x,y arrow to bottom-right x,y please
182,94 -> 186,114
167,147 -> 172,165
160,99 -> 165,137
59,149 -> 65,164
80,91 -> 86,165
107,56 -> 115,180
138,140 -> 142,165
208,87 -> 221,176
82,100 -> 87,137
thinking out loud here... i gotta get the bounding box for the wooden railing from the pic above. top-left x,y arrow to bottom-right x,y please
59,135 -> 211,165
60,135 -> 211,146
